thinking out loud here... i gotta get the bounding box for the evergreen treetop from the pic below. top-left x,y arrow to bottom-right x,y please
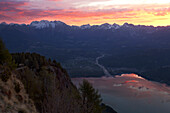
79,79 -> 103,113
0,38 -> 15,68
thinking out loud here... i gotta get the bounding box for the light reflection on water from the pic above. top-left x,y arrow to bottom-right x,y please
72,74 -> 170,113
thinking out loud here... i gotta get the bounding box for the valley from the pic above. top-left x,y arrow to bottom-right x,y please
0,20 -> 170,85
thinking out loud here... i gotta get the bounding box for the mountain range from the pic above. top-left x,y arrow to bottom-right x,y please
0,20 -> 170,85
2,20 -> 169,29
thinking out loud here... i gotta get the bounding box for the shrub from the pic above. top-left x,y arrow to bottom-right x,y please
16,94 -> 23,102
18,109 -> 27,113
14,82 -> 21,93
0,68 -> 11,82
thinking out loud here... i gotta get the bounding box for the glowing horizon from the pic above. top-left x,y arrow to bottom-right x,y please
0,0 -> 170,26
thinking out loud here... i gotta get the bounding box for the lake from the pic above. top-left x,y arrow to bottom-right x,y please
72,74 -> 170,113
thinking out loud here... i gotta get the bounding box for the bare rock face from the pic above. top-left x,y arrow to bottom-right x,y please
0,72 -> 38,113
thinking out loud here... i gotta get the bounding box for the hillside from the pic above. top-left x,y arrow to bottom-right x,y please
0,38 -> 117,113
12,52 -> 83,113
0,67 -> 38,113
0,52 -> 83,113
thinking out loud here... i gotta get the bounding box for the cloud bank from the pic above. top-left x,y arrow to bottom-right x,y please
0,0 -> 170,26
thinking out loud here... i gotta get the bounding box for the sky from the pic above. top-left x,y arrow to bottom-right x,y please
0,0 -> 170,26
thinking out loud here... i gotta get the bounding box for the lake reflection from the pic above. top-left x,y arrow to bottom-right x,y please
72,74 -> 170,113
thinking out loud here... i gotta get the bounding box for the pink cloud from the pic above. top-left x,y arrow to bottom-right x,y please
0,0 -> 170,26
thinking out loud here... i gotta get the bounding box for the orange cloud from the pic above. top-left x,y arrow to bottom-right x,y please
0,1 -> 170,26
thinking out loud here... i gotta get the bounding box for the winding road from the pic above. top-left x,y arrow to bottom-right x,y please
95,54 -> 112,77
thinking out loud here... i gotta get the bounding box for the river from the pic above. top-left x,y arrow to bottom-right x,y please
95,54 -> 112,77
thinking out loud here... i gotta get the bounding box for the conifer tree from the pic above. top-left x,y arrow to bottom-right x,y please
0,38 -> 14,67
79,79 -> 103,113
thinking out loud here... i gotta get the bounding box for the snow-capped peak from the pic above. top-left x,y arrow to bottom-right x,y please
112,23 -> 120,29
30,20 -> 66,29
80,24 -> 91,29
0,22 -> 7,25
95,23 -> 120,29
100,23 -> 112,29
122,23 -> 134,28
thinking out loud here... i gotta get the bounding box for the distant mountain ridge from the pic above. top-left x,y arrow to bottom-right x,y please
1,20 -> 169,29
